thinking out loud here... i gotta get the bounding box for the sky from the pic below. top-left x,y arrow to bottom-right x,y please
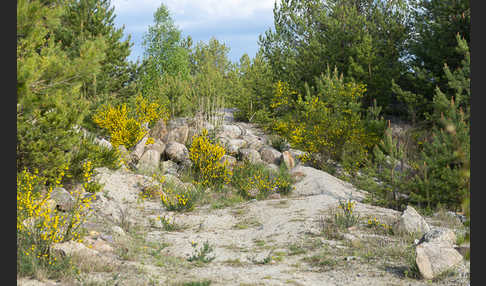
110,0 -> 277,63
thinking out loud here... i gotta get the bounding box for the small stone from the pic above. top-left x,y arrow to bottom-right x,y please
51,187 -> 75,211
268,193 -> 281,200
111,225 -> 126,237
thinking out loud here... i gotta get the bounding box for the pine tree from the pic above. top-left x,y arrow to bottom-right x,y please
55,0 -> 136,103
409,35 -> 470,210
258,0 -> 412,110
17,0 -> 107,182
393,0 -> 470,121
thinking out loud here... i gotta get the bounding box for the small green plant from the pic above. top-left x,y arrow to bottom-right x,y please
178,280 -> 212,286
81,160 -> 104,193
159,215 -> 181,231
231,161 -> 293,199
334,199 -> 360,229
149,174 -> 197,212
187,240 -> 216,264
318,215 -> 345,240
302,251 -> 339,271
366,216 -> 393,235
403,246 -> 421,279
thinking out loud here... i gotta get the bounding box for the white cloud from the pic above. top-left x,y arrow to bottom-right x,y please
112,0 -> 275,19
111,0 -> 277,62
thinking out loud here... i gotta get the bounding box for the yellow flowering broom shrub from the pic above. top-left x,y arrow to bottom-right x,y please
270,67 -> 379,173
17,164 -> 95,276
93,94 -> 169,149
189,129 -> 232,189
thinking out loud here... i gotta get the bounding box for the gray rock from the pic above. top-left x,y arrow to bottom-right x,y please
393,205 -> 431,236
242,134 -> 266,150
145,138 -> 166,154
165,125 -> 189,145
164,141 -> 189,163
161,160 -> 178,175
149,118 -> 168,142
220,124 -> 242,138
131,137 -> 148,160
136,149 -> 161,173
259,146 -> 282,165
289,166 -> 366,200
420,227 -> 457,248
225,138 -> 247,155
416,240 -> 463,279
51,187 -> 75,211
239,148 -> 262,164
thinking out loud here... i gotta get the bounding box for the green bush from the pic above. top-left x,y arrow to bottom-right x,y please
231,161 -> 293,199
270,67 -> 381,173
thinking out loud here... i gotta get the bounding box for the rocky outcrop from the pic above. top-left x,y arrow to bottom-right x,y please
393,205 -> 431,236
290,165 -> 366,201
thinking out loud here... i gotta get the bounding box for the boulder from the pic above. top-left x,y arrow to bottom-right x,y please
136,149 -> 161,173
282,151 -> 295,170
393,205 -> 431,236
259,146 -> 282,165
416,231 -> 463,280
266,164 -> 280,173
242,135 -> 266,150
51,241 -> 99,259
219,124 -> 242,139
149,118 -> 169,142
131,137 -> 148,161
225,138 -> 247,155
164,141 -> 189,163
164,125 -> 189,145
51,187 -> 75,211
238,148 -> 262,164
420,227 -> 457,248
289,165 -> 366,200
145,138 -> 166,154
